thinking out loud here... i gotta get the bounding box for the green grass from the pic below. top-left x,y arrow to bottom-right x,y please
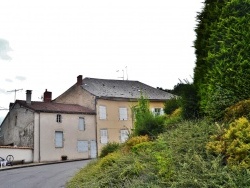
67,119 -> 250,188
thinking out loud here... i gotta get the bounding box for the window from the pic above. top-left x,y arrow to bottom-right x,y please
56,114 -> 62,123
100,129 -> 108,144
77,141 -> 88,152
152,108 -> 164,116
120,129 -> 129,143
99,106 -> 107,120
119,107 -> 128,120
55,131 -> 63,148
78,117 -> 85,131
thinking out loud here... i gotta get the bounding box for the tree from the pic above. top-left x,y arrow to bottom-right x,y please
194,0 -> 250,120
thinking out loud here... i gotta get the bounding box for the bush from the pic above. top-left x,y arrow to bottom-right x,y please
133,95 -> 166,137
164,97 -> 181,115
224,99 -> 250,123
122,135 -> 149,153
99,142 -> 121,158
206,117 -> 250,169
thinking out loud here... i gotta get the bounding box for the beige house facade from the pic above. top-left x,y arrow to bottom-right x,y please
0,90 -> 96,162
55,75 -> 173,153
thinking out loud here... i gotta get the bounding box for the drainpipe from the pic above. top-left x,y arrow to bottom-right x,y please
39,113 -> 41,162
94,97 -> 98,157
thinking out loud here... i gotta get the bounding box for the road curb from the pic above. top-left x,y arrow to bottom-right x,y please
0,159 -> 92,171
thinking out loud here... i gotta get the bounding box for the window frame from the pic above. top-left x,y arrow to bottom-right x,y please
100,129 -> 108,144
99,106 -> 107,120
120,129 -> 129,143
55,131 -> 63,148
78,117 -> 85,131
119,107 -> 128,121
56,114 -> 62,123
77,140 -> 88,153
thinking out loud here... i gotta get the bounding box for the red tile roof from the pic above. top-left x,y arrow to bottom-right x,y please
16,100 -> 95,115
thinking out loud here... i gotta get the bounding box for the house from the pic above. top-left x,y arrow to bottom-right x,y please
55,75 -> 174,153
0,90 -> 96,162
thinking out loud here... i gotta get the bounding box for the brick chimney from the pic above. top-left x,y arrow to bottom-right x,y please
26,90 -> 32,104
43,89 -> 52,102
77,75 -> 83,86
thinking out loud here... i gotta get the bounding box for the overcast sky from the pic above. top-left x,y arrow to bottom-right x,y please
0,0 -> 204,123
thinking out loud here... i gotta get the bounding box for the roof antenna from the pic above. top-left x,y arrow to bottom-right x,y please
125,66 -> 128,80
7,88 -> 23,102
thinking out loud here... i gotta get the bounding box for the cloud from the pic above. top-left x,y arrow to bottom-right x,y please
0,38 -> 12,60
5,79 -> 13,83
15,76 -> 26,81
0,88 -> 6,94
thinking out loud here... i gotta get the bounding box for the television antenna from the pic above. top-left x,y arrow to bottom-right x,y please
116,66 -> 128,80
7,88 -> 23,102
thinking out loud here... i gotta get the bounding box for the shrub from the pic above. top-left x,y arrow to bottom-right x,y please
206,117 -> 250,169
164,97 -> 181,115
99,142 -> 121,158
224,99 -> 250,123
133,95 -> 166,137
122,135 -> 149,153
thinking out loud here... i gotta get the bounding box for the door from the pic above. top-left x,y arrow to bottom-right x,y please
90,140 -> 97,158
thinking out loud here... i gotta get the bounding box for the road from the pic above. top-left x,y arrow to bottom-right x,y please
0,160 -> 92,188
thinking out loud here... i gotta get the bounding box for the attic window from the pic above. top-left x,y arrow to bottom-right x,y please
56,114 -> 62,123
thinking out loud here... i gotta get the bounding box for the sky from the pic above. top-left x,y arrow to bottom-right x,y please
0,0 -> 204,123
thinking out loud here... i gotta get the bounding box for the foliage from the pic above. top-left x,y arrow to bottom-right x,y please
194,0 -> 250,120
67,119 -> 250,188
207,117 -> 250,169
180,83 -> 200,119
164,97 -> 181,115
99,142 -> 121,158
224,99 -> 250,123
132,95 -> 166,137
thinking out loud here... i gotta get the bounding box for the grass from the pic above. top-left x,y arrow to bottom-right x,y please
67,119 -> 250,188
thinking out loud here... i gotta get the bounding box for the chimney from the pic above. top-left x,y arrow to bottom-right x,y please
9,103 -> 14,110
43,89 -> 52,102
77,75 -> 83,86
26,90 -> 32,104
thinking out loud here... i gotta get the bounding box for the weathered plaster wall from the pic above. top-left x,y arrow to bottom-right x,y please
0,103 -> 34,147
55,85 -> 96,110
39,112 -> 96,162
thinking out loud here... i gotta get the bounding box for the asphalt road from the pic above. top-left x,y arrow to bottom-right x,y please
0,160 -> 92,188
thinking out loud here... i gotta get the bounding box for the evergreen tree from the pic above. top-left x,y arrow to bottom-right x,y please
194,0 -> 250,120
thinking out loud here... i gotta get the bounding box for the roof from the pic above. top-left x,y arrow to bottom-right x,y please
15,100 -> 95,115
81,77 -> 174,100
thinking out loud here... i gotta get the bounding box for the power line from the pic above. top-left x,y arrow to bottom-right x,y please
7,88 -> 23,102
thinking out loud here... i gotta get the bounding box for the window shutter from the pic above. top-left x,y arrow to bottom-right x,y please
99,106 -> 107,120
120,129 -> 129,143
77,141 -> 88,152
55,131 -> 63,147
78,118 -> 85,131
119,108 -> 128,120
100,129 -> 108,144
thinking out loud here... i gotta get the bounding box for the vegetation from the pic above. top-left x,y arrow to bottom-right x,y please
99,142 -> 121,158
132,95 -> 166,137
194,0 -> 250,120
67,118 -> 250,187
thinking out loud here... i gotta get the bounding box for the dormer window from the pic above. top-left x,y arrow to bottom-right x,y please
56,114 -> 62,123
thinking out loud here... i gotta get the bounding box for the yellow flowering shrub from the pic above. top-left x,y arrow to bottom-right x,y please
122,135 -> 150,153
206,117 -> 250,169
224,99 -> 250,123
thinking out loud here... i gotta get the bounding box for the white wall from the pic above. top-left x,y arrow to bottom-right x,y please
0,147 -> 33,163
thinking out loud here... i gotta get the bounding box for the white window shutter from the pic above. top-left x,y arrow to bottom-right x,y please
99,106 -> 107,120
120,129 -> 129,143
160,108 -> 164,115
77,141 -> 88,152
100,129 -> 108,144
119,108 -> 128,120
